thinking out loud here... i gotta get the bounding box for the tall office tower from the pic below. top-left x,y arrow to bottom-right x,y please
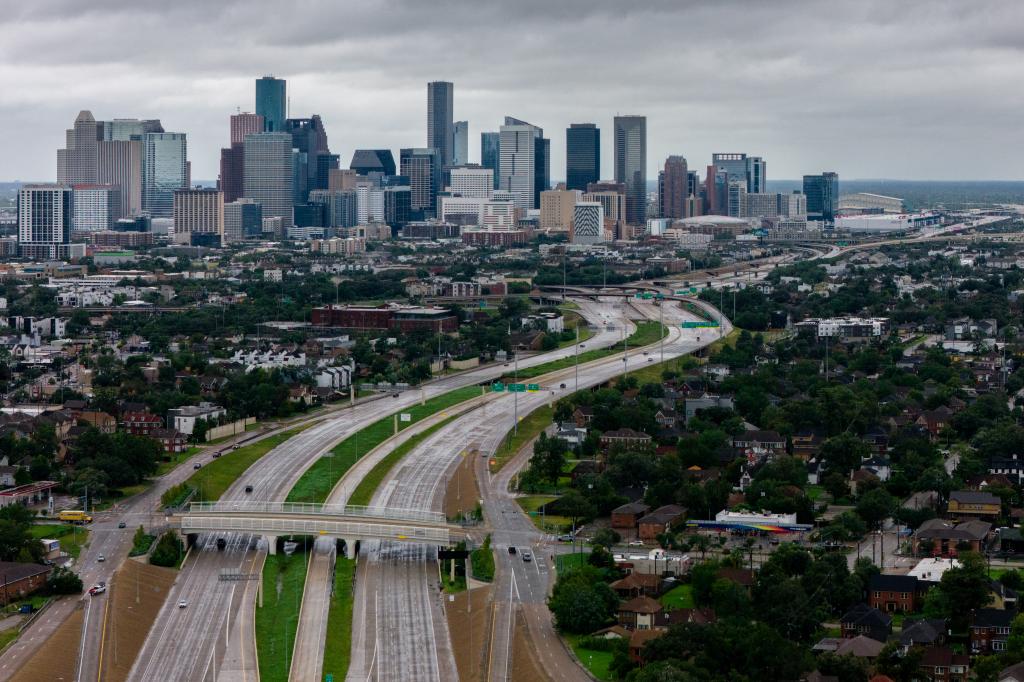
244,132 -> 294,227
803,172 -> 839,222
356,183 -> 385,224
571,202 -> 604,244
309,189 -> 359,228
57,111 -> 100,184
350,150 -> 397,176
566,123 -> 600,191
173,188 -> 224,245
231,113 -> 264,145
384,182 -> 411,230
101,118 -> 163,141
286,115 -> 331,201
453,121 -> 469,166
141,133 -> 187,218
744,193 -> 778,219
18,184 -> 72,260
613,115 -> 647,225
480,132 -> 500,190
316,154 -> 339,192
727,181 -> 747,218
540,189 -> 580,232
72,185 -> 121,232
255,76 -> 286,132
448,166 -> 493,198
400,148 -> 440,216
687,171 -> 701,202
747,156 -> 767,194
219,144 -> 245,203
329,169 -> 359,191
97,139 -> 143,216
427,81 -> 454,168
659,155 -> 688,219
223,199 -> 262,242
499,117 -> 547,210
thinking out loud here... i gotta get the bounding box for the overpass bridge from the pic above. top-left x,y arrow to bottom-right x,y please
173,501 -> 461,556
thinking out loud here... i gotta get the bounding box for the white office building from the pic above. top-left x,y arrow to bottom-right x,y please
482,200 -> 516,231
448,167 -> 493,198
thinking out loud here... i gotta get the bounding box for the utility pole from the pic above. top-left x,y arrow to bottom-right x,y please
513,350 -> 519,435
659,299 -> 665,364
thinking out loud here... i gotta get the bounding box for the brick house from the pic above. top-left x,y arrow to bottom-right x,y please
149,428 -> 188,454
971,608 -> 1015,655
610,572 -> 664,599
869,574 -> 919,613
572,406 -> 595,427
913,519 -> 991,557
122,411 -> 164,436
0,562 -> 51,604
637,505 -> 686,541
947,490 -> 1001,522
916,406 -> 952,441
611,502 -> 650,532
841,603 -> 892,642
600,428 -> 653,451
919,646 -> 969,682
78,410 -> 118,434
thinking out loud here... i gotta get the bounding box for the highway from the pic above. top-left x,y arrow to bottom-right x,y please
343,296 -> 730,682
123,297 -> 628,682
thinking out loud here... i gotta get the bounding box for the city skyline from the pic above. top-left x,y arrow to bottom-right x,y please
1,1 -> 1022,182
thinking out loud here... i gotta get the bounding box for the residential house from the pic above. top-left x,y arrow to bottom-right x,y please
617,596 -> 663,630
0,467 -> 16,487
862,426 -> 890,455
918,646 -> 969,682
860,456 -> 891,481
600,428 -> 652,451
970,608 -> 1015,654
611,502 -> 650,532
990,455 -> 1024,485
609,573 -> 664,599
732,430 -> 786,458
916,407 -> 952,441
166,403 -> 226,436
149,428 -> 188,454
840,603 -> 892,642
792,428 -> 825,459
914,519 -> 991,557
1000,661 -> 1024,682
869,574 -> 919,613
628,629 -> 665,664
833,635 -> 885,660
683,395 -> 734,424
572,406 -> 595,427
638,505 -> 686,541
947,490 -> 1001,522
899,618 -> 946,651
77,410 -> 117,434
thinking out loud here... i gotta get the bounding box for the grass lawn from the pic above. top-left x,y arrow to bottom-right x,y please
186,425 -> 312,502
806,485 -> 825,501
505,322 -> 666,381
555,552 -> 589,573
490,405 -> 553,473
30,523 -> 88,559
255,548 -> 310,682
287,385 -> 482,504
347,415 -> 460,507
155,447 -> 200,476
516,495 -> 570,533
321,557 -> 355,681
0,629 -> 19,651
566,634 -> 615,681
660,584 -> 695,610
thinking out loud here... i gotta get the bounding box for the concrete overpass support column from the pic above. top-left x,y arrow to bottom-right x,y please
344,538 -> 357,559
265,535 -> 277,555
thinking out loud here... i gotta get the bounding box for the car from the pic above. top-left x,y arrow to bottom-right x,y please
117,521 -> 126,529
648,358 -> 654,362
559,383 -> 566,389
232,444 -> 240,450
178,599 -> 188,609
244,485 -> 253,493
392,392 -> 399,398
216,538 -> 227,551
628,540 -> 645,547
88,584 -> 106,596
558,535 -> 575,543
97,554 -> 105,562
522,551 -> 533,562
193,463 -> 202,470
507,546 -> 517,554
212,452 -> 221,458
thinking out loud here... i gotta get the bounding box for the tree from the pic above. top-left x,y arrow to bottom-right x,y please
1005,611 -> 1024,663
819,433 -> 870,475
548,565 -> 619,634
591,528 -> 621,548
46,566 -> 83,595
556,490 -> 596,532
149,531 -> 184,567
530,433 -> 568,487
924,551 -> 992,629
855,488 -> 896,530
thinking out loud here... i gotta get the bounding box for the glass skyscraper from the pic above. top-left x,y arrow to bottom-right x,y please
566,123 -> 600,192
481,132 -> 500,190
244,132 -> 294,226
427,81 -> 454,168
142,132 -> 187,218
614,115 -> 647,225
803,172 -> 839,222
256,76 -> 287,132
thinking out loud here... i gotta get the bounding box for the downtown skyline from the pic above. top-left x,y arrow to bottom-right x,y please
1,1 -> 1023,183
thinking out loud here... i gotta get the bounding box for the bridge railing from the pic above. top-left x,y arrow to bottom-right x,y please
180,516 -> 451,543
185,501 -> 445,526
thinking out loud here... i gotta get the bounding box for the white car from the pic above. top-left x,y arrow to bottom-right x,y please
178,599 -> 188,609
97,554 -> 105,562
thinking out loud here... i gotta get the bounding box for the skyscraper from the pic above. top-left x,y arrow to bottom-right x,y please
286,116 -> 332,201
453,121 -> 468,166
566,123 -> 600,191
244,132 -> 294,227
400,148 -> 440,216
97,139 -> 143,217
142,132 -> 187,218
255,76 -> 287,132
100,118 -> 163,141
613,115 -> 646,224
18,184 -> 72,260
659,155 -> 688,219
57,111 -> 99,185
173,188 -> 224,246
72,184 -> 121,232
571,202 -> 604,244
499,117 -> 546,210
747,156 -> 767,194
448,166 -> 493,198
803,172 -> 839,222
350,150 -> 397,176
427,81 -> 454,168
223,199 -> 262,242
481,132 -> 500,190
230,113 -> 265,145
219,144 -> 245,203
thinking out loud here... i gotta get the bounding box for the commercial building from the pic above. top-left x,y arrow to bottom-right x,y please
71,184 -> 121,232
672,215 -> 752,239
218,144 -> 245,203
142,132 -> 188,218
838,192 -> 904,214
540,189 -> 580,232
499,117 -> 549,210
167,403 -> 226,435
384,184 -> 411,229
795,316 -> 890,340
97,139 -> 143,217
448,166 -> 493,198
312,304 -> 458,333
453,121 -> 468,166
438,196 -> 486,225
230,113 -> 264,145
584,181 -> 627,240
480,132 -> 500,190
834,213 -> 939,233
400,148 -> 440,217
427,81 -> 455,168
803,172 -> 839,222
659,156 -> 688,219
356,184 -> 385,224
172,188 -> 224,246
350,149 -> 396,177
244,132 -> 294,227
566,123 -> 600,191
613,115 -> 647,225
57,111 -> 99,185
571,201 -> 604,244
255,76 -> 286,132
223,199 -> 263,242
18,185 -> 73,260
0,562 -> 51,605
285,115 -> 333,201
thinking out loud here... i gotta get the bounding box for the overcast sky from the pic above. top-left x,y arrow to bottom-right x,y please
1,0 -> 1022,183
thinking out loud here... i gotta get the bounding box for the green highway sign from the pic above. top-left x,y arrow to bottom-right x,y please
491,382 -> 505,392
527,384 -> 540,392
682,321 -> 720,329
509,383 -> 526,392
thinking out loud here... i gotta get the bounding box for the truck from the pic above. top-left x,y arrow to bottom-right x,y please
58,510 -> 92,524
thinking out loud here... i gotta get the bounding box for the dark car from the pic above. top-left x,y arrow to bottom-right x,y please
507,546 -> 517,554
117,521 -> 126,529
216,538 -> 227,551
559,383 -> 566,389
244,485 -> 253,493
193,463 -> 202,470
212,452 -> 221,458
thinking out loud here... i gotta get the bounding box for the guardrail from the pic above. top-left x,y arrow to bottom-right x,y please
180,516 -> 451,544
185,501 -> 445,526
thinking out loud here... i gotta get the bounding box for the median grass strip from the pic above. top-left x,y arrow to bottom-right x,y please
255,544 -> 310,682
321,556 -> 355,681
287,385 -> 482,503
506,321 -> 666,380
490,405 -> 553,473
347,415 -> 460,506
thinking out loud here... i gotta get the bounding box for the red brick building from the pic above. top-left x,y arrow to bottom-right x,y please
122,412 -> 163,435
611,502 -> 650,532
312,305 -> 458,333
869,574 -> 918,613
0,562 -> 51,605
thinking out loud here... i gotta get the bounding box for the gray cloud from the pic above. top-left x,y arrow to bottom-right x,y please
1,0 -> 1022,181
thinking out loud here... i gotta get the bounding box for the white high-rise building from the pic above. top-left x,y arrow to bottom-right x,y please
172,188 -> 224,245
18,184 -> 73,260
71,184 -> 121,232
356,184 -> 385,225
439,196 -> 486,224
499,117 -> 542,210
572,201 -> 604,244
482,200 -> 516,231
448,167 -> 493,198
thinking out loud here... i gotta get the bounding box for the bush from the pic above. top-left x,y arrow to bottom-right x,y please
149,531 -> 184,567
130,525 -> 156,557
471,535 -> 495,582
161,483 -> 194,508
47,566 -> 83,595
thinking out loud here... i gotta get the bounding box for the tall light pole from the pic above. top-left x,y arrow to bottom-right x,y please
575,341 -> 586,392
513,349 -> 519,435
